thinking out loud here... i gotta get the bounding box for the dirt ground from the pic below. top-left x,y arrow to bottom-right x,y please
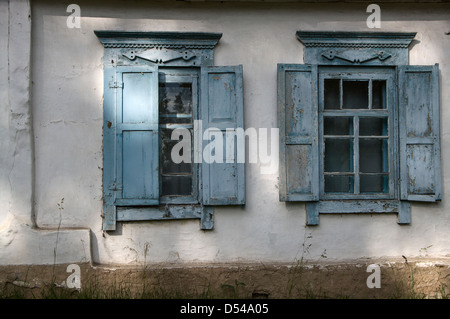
0,258 -> 449,299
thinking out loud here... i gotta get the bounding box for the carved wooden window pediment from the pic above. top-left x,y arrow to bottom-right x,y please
296,31 -> 416,66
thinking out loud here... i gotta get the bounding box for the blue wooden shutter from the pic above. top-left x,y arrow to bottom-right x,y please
103,65 -> 159,230
398,64 -> 441,202
278,64 -> 319,201
201,65 -> 245,205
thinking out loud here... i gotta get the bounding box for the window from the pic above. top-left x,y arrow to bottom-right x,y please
278,32 -> 441,225
320,68 -> 395,199
159,69 -> 199,204
95,31 -> 245,231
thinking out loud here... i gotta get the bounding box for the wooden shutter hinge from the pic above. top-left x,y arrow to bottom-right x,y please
108,182 -> 123,191
109,81 -> 123,89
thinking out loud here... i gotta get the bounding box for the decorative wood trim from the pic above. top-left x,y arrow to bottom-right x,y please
94,31 -> 223,40
321,49 -> 392,64
296,31 -> 416,65
296,31 -> 416,47
122,47 -> 197,64
95,31 -> 222,50
95,31 -> 222,67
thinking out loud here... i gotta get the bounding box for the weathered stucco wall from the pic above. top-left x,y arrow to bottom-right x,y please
0,0 -> 91,265
1,0 -> 449,266
0,0 -> 11,230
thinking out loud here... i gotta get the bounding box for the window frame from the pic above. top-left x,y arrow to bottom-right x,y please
158,67 -> 200,205
318,66 -> 398,200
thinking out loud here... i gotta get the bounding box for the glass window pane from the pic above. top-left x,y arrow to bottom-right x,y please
324,117 -> 353,135
359,139 -> 388,173
324,79 -> 340,110
159,115 -> 192,124
161,176 -> 192,196
159,83 -> 192,115
325,138 -> 353,172
160,128 -> 192,175
372,80 -> 386,109
325,175 -> 354,193
343,80 -> 369,109
359,118 -> 388,136
161,141 -> 192,175
360,174 -> 388,193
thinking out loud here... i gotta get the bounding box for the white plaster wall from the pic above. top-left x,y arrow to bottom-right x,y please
0,0 -> 12,230
29,0 -> 450,265
0,0 -> 92,265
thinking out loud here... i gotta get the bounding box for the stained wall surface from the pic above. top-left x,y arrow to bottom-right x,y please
1,0 -> 449,265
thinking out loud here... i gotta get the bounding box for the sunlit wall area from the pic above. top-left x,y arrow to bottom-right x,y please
23,0 -> 450,265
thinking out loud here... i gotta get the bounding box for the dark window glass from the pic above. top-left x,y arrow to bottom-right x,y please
359,139 -> 388,173
359,117 -> 388,136
325,138 -> 353,173
343,80 -> 369,109
161,176 -> 192,196
325,175 -> 354,193
324,117 -> 353,135
372,80 -> 386,109
159,81 -> 194,198
324,79 -> 340,110
159,83 -> 193,124
360,174 -> 388,194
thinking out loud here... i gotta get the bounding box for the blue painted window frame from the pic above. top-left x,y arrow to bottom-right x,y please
95,31 -> 245,231
318,66 -> 397,200
279,31 -> 442,225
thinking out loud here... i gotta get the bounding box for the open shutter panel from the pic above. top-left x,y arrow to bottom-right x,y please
115,65 -> 160,206
103,65 -> 159,231
278,64 -> 319,201
201,65 -> 245,205
398,64 -> 441,202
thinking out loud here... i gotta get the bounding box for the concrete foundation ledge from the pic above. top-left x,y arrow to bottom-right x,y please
0,216 -> 91,266
0,258 -> 449,299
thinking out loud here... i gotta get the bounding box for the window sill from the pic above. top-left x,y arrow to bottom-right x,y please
116,204 -> 213,230
305,200 -> 411,226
